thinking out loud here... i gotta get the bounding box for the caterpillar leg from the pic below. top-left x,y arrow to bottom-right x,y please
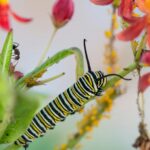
14,140 -> 29,150
24,143 -> 29,150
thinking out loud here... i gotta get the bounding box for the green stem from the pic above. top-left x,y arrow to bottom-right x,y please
103,62 -> 137,90
135,34 -> 146,62
131,41 -> 137,56
16,47 -> 84,87
37,27 -> 57,66
37,72 -> 65,85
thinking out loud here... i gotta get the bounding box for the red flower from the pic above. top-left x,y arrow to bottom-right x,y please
117,17 -> 146,40
118,0 -> 137,23
117,0 -> 150,47
51,0 -> 74,28
138,72 -> 150,92
0,0 -> 32,31
140,50 -> 150,66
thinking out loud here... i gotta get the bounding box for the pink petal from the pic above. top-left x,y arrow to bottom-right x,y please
10,9 -> 32,23
117,17 -> 146,41
0,4 -> 10,31
90,0 -> 113,5
140,50 -> 150,66
138,72 -> 150,92
118,0 -> 139,23
118,0 -> 132,16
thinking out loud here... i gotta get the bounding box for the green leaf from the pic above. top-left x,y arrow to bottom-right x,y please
0,53 -> 2,68
0,75 -> 15,139
135,34 -> 146,62
0,30 -> 13,74
0,91 -> 44,144
16,47 -> 84,87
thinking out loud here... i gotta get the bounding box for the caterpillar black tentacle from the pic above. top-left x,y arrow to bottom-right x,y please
14,39 -> 131,149
83,39 -> 91,71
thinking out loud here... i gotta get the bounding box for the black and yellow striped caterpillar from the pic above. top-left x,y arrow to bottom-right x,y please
14,39 -> 130,149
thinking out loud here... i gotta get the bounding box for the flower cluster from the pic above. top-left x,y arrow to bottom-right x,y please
91,0 -> 150,46
91,0 -> 150,97
51,0 -> 74,28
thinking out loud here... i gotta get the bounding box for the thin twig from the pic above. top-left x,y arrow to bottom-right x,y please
36,72 -> 65,85
37,27 -> 58,66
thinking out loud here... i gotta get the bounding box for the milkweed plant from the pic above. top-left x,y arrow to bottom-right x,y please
0,0 -> 150,150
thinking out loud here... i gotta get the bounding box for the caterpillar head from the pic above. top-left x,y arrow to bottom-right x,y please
83,71 -> 106,96
83,39 -> 131,96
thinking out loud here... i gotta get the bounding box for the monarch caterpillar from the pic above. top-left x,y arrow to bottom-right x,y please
14,39 -> 130,149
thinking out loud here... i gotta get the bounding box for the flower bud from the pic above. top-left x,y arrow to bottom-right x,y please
51,0 -> 74,28
14,71 -> 24,80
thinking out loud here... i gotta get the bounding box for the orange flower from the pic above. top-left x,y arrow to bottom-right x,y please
136,0 -> 150,14
0,0 -> 32,31
117,0 -> 150,47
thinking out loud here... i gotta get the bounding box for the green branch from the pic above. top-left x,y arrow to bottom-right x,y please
35,72 -> 65,86
103,62 -> 137,90
135,34 -> 146,62
16,47 -> 84,87
37,28 -> 58,66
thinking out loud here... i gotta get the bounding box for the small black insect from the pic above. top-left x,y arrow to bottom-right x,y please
12,42 -> 20,61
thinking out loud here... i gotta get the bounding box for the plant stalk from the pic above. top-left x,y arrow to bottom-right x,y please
37,27 -> 57,66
